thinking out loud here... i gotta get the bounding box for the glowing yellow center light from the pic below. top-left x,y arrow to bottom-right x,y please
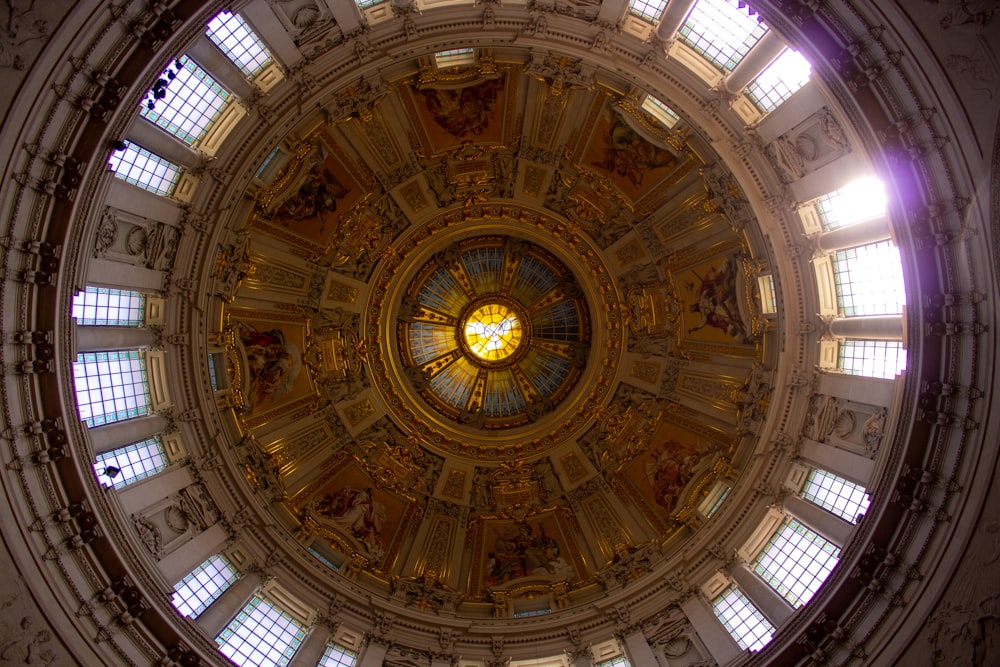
463,303 -> 522,362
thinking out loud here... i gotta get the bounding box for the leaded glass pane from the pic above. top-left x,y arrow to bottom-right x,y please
108,142 -> 180,196
207,11 -> 273,78
628,0 -> 668,23
679,0 -> 768,71
216,595 -> 306,667
317,642 -> 357,667
712,584 -> 775,651
746,48 -> 812,113
93,437 -> 166,489
801,469 -> 870,524
73,350 -> 151,427
171,554 -> 240,618
139,55 -> 231,145
813,178 -> 887,231
72,287 -> 145,326
832,241 -> 906,316
752,518 -> 840,607
837,339 -> 907,379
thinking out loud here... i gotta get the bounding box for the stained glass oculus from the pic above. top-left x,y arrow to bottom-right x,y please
462,301 -> 524,363
399,237 -> 590,429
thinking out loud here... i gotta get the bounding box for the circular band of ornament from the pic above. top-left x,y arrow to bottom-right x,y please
364,204 -> 624,461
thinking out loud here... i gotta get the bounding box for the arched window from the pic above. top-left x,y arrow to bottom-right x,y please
108,142 -> 181,196
679,0 -> 768,71
215,594 -> 307,667
73,350 -> 151,427
72,286 -> 146,326
139,55 -> 232,145
595,657 -> 631,667
752,518 -> 840,607
317,643 -> 357,667
812,177 -> 887,231
172,554 -> 241,618
207,12 -> 274,78
711,584 -> 775,651
746,48 -> 812,113
628,0 -> 668,23
832,241 -> 906,317
800,468 -> 871,524
93,437 -> 166,488
837,339 -> 907,379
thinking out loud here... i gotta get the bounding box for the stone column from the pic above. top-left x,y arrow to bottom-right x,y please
621,627 -> 657,666
783,495 -> 852,548
288,622 -> 332,667
358,638 -> 388,667
195,571 -> 261,638
800,439 -> 875,486
829,315 -> 904,341
680,596 -> 742,665
568,647 -> 594,667
88,414 -> 166,454
241,0 -> 304,69
815,215 -> 892,253
156,523 -> 229,585
186,34 -> 254,98
116,465 -> 192,515
655,0 -> 698,41
731,563 -> 794,626
596,0 -> 630,25
75,326 -> 157,353
724,30 -> 786,94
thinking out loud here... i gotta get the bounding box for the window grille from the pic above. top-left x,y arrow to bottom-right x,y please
73,350 -> 151,427
752,518 -> 840,607
207,11 -> 273,78
172,554 -> 240,618
93,437 -> 166,489
72,287 -> 145,326
216,594 -> 307,667
679,0 -> 768,71
108,142 -> 181,196
712,584 -> 775,651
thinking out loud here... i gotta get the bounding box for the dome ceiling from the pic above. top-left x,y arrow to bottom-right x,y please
8,1 -> 996,665
220,57 -> 771,605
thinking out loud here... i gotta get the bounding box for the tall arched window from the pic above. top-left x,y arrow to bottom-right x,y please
679,0 -> 768,71
752,519 -> 840,607
215,594 -> 307,667
206,11 -> 274,79
73,350 -> 151,427
108,142 -> 182,196
93,437 -> 166,488
172,554 -> 241,619
711,584 -> 775,651
746,48 -> 812,113
72,287 -> 146,326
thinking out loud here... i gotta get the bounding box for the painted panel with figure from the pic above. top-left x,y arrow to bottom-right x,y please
253,131 -> 373,255
667,241 -> 759,355
401,68 -> 515,154
576,97 -> 683,204
469,510 -> 585,595
228,308 -> 315,423
305,458 -> 412,571
616,413 -> 728,532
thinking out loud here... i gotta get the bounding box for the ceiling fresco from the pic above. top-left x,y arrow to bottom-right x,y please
216,56 -> 773,611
